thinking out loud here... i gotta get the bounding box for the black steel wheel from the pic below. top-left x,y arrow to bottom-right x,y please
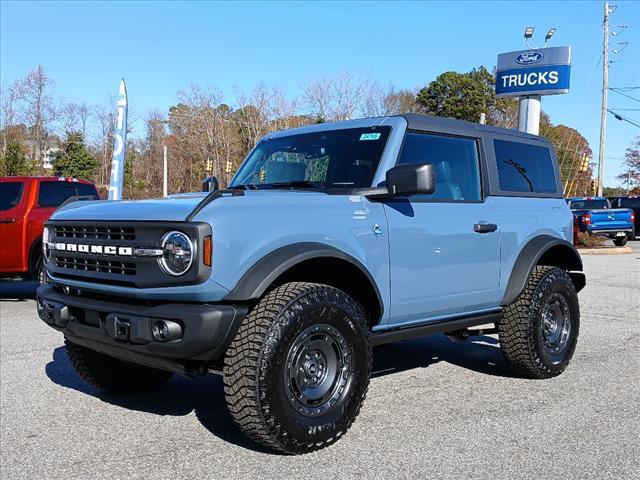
284,323 -> 353,418
224,282 -> 371,454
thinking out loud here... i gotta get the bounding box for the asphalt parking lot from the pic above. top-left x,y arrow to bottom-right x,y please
1,244 -> 639,480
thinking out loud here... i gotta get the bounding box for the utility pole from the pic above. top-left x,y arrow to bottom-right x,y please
597,1 -> 610,197
163,145 -> 168,197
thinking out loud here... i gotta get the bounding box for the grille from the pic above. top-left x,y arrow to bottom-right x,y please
54,225 -> 136,240
56,256 -> 137,276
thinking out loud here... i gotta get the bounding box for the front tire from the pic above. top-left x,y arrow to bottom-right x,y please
65,340 -> 173,394
498,266 -> 580,379
223,282 -> 371,454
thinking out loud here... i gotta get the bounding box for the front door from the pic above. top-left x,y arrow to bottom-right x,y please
0,180 -> 27,273
383,132 -> 501,325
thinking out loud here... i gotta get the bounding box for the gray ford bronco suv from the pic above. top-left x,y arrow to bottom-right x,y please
37,114 -> 585,454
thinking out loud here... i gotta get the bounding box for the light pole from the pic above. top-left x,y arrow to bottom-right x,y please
517,27 -> 556,135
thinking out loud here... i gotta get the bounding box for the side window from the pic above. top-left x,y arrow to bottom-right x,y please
37,182 -> 97,207
494,140 -> 558,194
397,132 -> 481,201
0,182 -> 25,211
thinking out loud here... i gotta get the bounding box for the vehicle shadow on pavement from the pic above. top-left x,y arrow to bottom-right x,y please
44,334 -> 517,453
0,280 -> 38,300
372,333 -> 519,379
44,346 -> 277,454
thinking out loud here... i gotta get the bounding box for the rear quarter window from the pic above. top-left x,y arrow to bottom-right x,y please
0,182 -> 25,211
494,140 -> 558,194
37,181 -> 99,207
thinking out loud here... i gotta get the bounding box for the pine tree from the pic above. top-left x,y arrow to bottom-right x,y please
0,141 -> 31,176
52,132 -> 99,180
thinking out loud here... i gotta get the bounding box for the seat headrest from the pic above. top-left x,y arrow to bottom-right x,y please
264,161 -> 307,183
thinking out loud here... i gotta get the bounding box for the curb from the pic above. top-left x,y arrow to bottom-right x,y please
578,246 -> 633,255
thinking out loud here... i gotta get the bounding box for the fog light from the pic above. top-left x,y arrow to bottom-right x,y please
151,320 -> 182,342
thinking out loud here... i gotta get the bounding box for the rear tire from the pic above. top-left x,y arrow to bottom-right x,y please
613,236 -> 628,247
65,339 -> 173,394
498,266 -> 580,379
223,282 -> 371,454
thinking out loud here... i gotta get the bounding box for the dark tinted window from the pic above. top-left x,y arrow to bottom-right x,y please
494,140 -> 557,194
0,182 -> 24,211
569,199 -> 609,209
397,132 -> 481,201
231,127 -> 391,189
620,197 -> 640,209
37,181 -> 98,207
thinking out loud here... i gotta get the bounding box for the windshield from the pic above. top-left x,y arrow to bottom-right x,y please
230,126 -> 391,190
569,199 -> 609,209
0,182 -> 24,211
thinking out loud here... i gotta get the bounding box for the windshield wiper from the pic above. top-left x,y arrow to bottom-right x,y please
266,180 -> 325,189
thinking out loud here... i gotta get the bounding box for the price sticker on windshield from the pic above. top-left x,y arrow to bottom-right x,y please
359,133 -> 381,141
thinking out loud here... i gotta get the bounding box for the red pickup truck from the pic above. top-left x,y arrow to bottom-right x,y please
0,176 -> 99,279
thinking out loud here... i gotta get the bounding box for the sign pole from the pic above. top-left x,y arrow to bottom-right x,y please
163,145 -> 168,197
517,95 -> 541,135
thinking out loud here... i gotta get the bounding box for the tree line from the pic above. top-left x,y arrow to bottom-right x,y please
3,64 -> 636,198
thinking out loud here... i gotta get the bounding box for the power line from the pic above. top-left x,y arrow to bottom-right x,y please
607,109 -> 640,128
609,87 -> 640,103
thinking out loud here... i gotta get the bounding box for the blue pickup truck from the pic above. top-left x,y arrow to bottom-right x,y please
567,197 -> 635,246
36,114 -> 585,454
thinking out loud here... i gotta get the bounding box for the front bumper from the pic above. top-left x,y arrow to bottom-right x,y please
36,284 -> 247,374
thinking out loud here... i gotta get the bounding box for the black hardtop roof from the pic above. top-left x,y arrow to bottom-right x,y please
396,113 -> 550,144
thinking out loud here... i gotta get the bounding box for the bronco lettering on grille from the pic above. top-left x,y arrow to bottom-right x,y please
51,243 -> 133,256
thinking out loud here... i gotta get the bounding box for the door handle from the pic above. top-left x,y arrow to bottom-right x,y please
0,218 -> 16,224
474,223 -> 497,233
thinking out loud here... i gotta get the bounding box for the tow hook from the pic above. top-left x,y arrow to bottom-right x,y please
36,297 -> 74,328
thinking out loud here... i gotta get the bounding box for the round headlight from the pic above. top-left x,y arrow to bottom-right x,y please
42,226 -> 51,261
159,231 -> 194,276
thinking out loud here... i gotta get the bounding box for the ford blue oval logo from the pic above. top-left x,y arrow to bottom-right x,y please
515,51 -> 544,65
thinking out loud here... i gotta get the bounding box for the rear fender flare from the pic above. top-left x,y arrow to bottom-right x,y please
502,235 -> 584,306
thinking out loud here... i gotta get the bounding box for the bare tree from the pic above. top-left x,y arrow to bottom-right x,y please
301,75 -> 332,122
60,102 -> 80,134
302,71 -> 377,121
14,65 -> 58,167
93,95 -> 116,188
1,83 -> 21,155
364,85 -> 421,117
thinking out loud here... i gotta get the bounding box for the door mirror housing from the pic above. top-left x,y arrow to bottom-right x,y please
202,176 -> 219,192
386,163 -> 435,196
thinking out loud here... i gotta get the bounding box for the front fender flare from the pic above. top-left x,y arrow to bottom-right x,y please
224,242 -> 382,307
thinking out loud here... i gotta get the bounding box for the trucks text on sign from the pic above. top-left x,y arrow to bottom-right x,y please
496,46 -> 571,98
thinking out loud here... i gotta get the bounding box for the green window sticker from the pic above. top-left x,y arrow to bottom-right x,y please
360,133 -> 381,141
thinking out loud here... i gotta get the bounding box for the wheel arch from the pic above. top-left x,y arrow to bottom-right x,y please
225,243 -> 384,327
502,235 -> 585,306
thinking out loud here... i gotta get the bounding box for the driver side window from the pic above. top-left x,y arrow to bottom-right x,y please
397,132 -> 481,201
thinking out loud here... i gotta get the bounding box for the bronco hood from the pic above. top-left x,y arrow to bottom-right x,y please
51,193 -> 208,222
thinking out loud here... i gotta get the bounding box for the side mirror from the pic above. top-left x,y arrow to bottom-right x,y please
386,163 -> 435,196
202,176 -> 219,192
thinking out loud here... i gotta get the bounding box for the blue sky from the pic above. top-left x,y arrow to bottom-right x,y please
1,0 -> 639,187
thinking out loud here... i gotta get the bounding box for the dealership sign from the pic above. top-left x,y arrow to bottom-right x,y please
496,46 -> 571,97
